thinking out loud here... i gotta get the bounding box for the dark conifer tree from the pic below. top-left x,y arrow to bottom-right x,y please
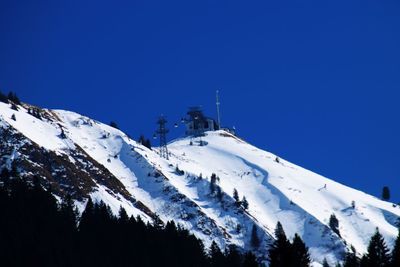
7,91 -> 21,105
361,228 -> 390,267
60,194 -> 78,228
210,173 -> 217,194
268,221 -> 292,267
79,197 -> 95,233
144,139 -> 152,149
291,233 -> 311,267
138,134 -> 145,145
138,134 -> 152,149
60,128 -> 67,139
0,90 -> 8,103
391,229 -> 400,267
225,245 -> 242,267
359,255 -> 368,267
118,206 -> 129,223
242,252 -> 258,267
11,113 -> 16,121
382,186 -> 390,201
329,213 -> 340,236
250,224 -> 260,248
233,188 -> 240,206
322,258 -> 331,267
209,241 -> 225,267
109,121 -> 119,129
242,196 -> 249,210
216,186 -> 223,202
343,246 -> 360,267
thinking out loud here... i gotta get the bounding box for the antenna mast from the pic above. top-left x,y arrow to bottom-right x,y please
156,115 -> 169,160
216,90 -> 221,130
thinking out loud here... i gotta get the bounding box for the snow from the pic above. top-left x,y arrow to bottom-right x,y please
1,101 -> 399,265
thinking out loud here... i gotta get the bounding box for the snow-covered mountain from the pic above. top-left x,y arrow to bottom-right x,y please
1,101 -> 399,266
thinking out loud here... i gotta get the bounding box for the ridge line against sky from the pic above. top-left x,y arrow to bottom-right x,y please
0,0 -> 399,201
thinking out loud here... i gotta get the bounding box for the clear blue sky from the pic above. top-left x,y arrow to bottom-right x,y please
1,0 -> 399,201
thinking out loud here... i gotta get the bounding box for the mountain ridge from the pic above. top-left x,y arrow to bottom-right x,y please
1,100 -> 399,266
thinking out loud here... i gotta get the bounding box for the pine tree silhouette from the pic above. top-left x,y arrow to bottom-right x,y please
329,213 -> 340,236
250,224 -> 260,248
382,186 -> 390,201
243,252 -> 258,267
322,258 -> 331,267
360,228 -> 390,267
242,196 -> 249,210
0,90 -> 8,103
268,222 -> 292,267
343,246 -> 360,267
291,233 -> 311,267
233,188 -> 240,206
391,229 -> 400,267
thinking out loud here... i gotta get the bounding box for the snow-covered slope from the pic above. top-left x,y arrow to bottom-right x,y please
1,101 -> 399,266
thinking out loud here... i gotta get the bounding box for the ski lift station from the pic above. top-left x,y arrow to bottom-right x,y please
183,107 -> 219,137
179,91 -> 236,137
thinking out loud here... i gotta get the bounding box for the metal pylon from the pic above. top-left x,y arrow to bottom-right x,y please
156,116 -> 169,160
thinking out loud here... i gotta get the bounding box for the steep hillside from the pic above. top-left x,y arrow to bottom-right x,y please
1,101 -> 399,266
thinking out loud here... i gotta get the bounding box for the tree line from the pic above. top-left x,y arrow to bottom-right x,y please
0,169 -> 260,267
1,166 -> 399,267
